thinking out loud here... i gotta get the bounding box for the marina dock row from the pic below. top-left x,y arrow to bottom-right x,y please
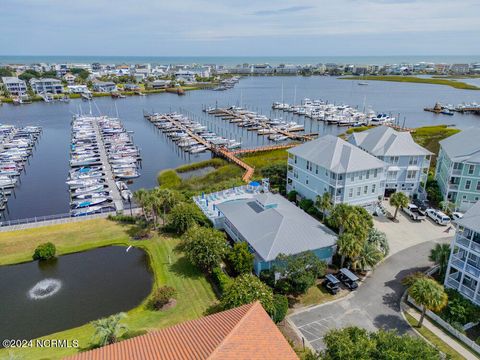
0,125 -> 42,213
68,115 -> 140,216
144,112 -> 301,182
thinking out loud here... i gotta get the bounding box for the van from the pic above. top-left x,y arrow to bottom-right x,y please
426,209 -> 451,226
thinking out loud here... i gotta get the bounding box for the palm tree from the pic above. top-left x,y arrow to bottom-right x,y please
367,228 -> 390,257
408,277 -> 448,327
153,188 -> 183,225
91,312 -> 128,346
337,233 -> 364,268
429,243 -> 451,281
133,189 -> 149,220
315,192 -> 332,221
354,242 -> 383,271
389,192 -> 409,220
329,204 -> 356,235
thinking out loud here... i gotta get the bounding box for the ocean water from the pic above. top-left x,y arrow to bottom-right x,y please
1,55 -> 479,66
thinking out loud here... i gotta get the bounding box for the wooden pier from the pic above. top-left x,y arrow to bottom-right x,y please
92,119 -> 124,212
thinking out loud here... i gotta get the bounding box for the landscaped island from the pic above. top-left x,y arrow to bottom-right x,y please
341,75 -> 480,90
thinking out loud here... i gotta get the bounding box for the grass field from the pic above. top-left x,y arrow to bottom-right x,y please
404,312 -> 464,360
158,149 -> 289,193
0,219 -> 217,359
341,75 -> 480,90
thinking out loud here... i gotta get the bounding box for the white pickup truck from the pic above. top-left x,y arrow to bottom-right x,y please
402,203 -> 426,221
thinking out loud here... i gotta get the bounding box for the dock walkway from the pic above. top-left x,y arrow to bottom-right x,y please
92,119 -> 124,211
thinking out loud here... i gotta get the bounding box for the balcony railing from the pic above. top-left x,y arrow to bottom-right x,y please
460,285 -> 476,299
452,169 -> 462,176
451,256 -> 465,270
456,235 -> 470,249
448,183 -> 459,190
446,277 -> 460,289
465,263 -> 480,278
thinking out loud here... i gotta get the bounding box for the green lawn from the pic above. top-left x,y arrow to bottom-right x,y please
294,284 -> 340,308
340,76 -> 480,90
158,149 -> 289,193
404,312 -> 464,360
0,219 -> 217,359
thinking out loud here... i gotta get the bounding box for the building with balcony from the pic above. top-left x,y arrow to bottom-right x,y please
435,128 -> 480,211
92,80 -> 117,93
348,126 -> 432,198
287,135 -> 387,211
444,201 -> 480,305
1,77 -> 27,96
30,78 -> 64,94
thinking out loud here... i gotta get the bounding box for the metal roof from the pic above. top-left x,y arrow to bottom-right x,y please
456,201 -> 480,233
325,274 -> 340,284
349,126 -> 432,157
439,128 -> 480,164
288,134 -> 387,174
340,268 -> 359,282
216,193 -> 337,262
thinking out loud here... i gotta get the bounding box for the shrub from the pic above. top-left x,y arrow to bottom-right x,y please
272,294 -> 289,323
299,198 -> 314,213
107,214 -> 137,224
182,226 -> 228,272
167,202 -> 204,234
149,286 -> 176,310
227,242 -> 254,275
33,242 -> 56,261
212,266 -> 232,294
438,288 -> 480,325
287,190 -> 298,202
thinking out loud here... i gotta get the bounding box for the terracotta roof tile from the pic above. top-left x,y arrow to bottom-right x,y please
66,302 -> 298,360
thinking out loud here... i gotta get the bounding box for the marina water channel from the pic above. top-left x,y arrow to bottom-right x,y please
0,76 -> 479,220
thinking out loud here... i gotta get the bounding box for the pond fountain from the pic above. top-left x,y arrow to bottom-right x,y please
28,278 -> 62,300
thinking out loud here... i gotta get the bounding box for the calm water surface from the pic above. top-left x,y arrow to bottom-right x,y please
0,246 -> 153,342
0,76 -> 479,219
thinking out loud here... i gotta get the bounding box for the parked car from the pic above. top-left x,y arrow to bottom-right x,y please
426,209 -> 451,226
338,268 -> 359,290
412,198 -> 429,216
323,274 -> 341,295
402,203 -> 426,221
451,212 -> 464,221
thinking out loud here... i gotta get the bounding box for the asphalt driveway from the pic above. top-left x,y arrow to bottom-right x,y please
289,212 -> 452,350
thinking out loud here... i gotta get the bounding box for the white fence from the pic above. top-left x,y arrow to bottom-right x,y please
407,295 -> 480,354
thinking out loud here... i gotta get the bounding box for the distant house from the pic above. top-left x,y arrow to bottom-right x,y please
1,77 -> 27,96
348,126 -> 432,198
92,80 -> 117,93
435,128 -> 480,211
67,302 -> 298,360
287,135 -> 387,211
252,64 -> 274,74
63,73 -> 76,85
150,79 -> 171,89
213,192 -> 337,274
444,201 -> 480,305
124,83 -> 140,91
30,78 -> 64,94
174,71 -> 196,83
67,85 -> 89,94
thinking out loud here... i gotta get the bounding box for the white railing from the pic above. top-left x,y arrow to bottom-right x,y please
408,295 -> 480,354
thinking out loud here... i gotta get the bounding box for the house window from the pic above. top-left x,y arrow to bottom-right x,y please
294,156 -> 297,164
306,177 -> 309,185
391,156 -> 399,164
349,188 -> 353,197
350,173 -> 355,182
374,169 -> 378,178
357,187 -> 361,196
372,184 -> 376,193
469,165 -> 475,175
409,157 -> 418,165
407,170 -> 417,179
366,170 -> 370,179
359,172 -> 363,180
338,174 -> 343,181
315,165 -> 319,174
465,180 -> 471,190
477,181 -> 480,191
306,161 -> 310,170
364,186 -> 368,194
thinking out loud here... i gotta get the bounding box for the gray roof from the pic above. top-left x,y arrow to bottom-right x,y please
349,126 -> 432,157
216,193 -> 337,262
439,128 -> 480,164
456,201 -> 480,232
288,134 -> 386,173
1,77 -> 24,84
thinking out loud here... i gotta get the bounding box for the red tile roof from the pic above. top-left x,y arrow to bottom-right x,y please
67,302 -> 298,360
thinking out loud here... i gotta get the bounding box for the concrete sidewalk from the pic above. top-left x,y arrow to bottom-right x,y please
405,306 -> 477,360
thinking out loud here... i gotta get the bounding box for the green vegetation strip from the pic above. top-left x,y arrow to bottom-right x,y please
341,76 -> 480,90
0,219 -> 217,359
404,312 -> 464,360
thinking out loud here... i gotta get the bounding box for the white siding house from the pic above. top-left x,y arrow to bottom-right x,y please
348,126 -> 431,198
30,78 -> 64,94
287,135 -> 387,211
1,77 -> 27,96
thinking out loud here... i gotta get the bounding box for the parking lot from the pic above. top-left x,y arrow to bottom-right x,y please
289,202 -> 453,350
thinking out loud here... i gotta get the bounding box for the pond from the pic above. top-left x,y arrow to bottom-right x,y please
0,246 -> 153,342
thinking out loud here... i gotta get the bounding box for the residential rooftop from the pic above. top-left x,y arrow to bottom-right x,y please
456,201 -> 480,233
288,134 -> 387,173
350,125 -> 432,157
67,302 -> 298,360
439,128 -> 480,164
216,193 -> 337,262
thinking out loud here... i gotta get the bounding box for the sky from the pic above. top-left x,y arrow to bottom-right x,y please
1,0 -> 479,56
